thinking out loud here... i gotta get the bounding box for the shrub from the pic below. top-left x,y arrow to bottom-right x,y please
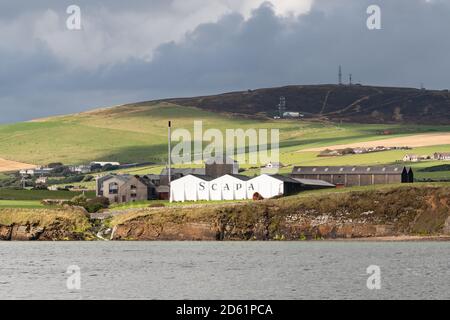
70,194 -> 88,207
82,175 -> 94,182
84,197 -> 110,213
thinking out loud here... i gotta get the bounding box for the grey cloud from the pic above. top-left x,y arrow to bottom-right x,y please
0,0 -> 449,123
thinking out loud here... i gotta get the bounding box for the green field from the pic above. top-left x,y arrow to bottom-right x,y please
0,188 -> 95,201
0,200 -> 45,209
0,101 -> 449,198
1,102 -> 449,166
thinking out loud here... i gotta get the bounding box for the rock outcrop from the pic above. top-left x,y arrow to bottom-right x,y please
111,186 -> 450,241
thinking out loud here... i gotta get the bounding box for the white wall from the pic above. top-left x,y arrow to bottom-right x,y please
210,175 -> 247,201
247,175 -> 284,199
170,175 -> 210,202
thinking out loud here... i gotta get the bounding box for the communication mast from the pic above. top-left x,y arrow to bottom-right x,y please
278,96 -> 286,118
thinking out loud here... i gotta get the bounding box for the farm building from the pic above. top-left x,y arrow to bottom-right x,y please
210,174 -> 250,201
290,166 -> 413,187
169,174 -> 213,202
292,178 -> 336,190
96,175 -> 157,204
433,152 -> 450,160
160,168 -> 206,185
403,154 -> 430,162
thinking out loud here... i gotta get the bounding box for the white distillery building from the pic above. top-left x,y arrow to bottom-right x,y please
170,174 -> 212,202
210,174 -> 250,201
246,174 -> 303,199
169,173 -> 311,202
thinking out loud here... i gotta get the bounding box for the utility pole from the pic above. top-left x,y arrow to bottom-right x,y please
168,121 -> 172,188
349,74 -> 353,85
338,65 -> 342,85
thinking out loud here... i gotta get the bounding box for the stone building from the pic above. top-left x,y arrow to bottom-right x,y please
96,175 -> 156,204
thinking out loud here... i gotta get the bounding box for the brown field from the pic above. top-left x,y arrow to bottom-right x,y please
302,133 -> 450,152
0,158 -> 36,172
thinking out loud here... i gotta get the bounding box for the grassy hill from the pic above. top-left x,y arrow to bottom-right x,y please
163,84 -> 450,124
0,85 -> 449,178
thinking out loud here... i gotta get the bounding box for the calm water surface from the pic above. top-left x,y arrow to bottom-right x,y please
0,242 -> 449,300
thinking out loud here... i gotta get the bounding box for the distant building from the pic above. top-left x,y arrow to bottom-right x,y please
403,154 -> 430,162
35,176 -> 48,185
90,161 -> 121,167
433,152 -> 450,161
265,162 -> 284,169
96,175 -> 156,204
403,154 -> 420,162
205,156 -> 239,178
68,165 -> 91,174
283,112 -> 302,118
291,166 -> 413,187
19,166 -> 54,177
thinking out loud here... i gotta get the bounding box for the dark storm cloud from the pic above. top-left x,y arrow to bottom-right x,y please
0,0 -> 449,123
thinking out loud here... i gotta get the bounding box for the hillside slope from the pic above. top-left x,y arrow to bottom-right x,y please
0,84 -> 449,167
159,84 -> 450,124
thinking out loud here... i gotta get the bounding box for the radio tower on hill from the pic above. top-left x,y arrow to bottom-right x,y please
278,96 -> 286,118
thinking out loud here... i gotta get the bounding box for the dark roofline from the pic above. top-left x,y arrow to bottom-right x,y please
291,166 -> 410,175
267,174 -> 301,183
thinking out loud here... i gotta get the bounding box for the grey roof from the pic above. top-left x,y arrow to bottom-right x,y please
292,166 -> 408,175
190,174 -> 214,181
172,174 -> 214,182
268,174 -> 302,183
293,178 -> 336,187
160,168 -> 206,175
144,174 -> 162,180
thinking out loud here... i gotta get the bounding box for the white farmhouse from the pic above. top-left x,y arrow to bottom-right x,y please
170,174 -> 212,202
209,174 -> 250,201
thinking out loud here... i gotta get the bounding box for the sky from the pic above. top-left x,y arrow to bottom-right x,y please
0,0 -> 449,123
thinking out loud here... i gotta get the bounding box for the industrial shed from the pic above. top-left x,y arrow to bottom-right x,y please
169,174 -> 213,202
290,166 -> 413,187
247,174 -> 306,199
210,174 -> 250,201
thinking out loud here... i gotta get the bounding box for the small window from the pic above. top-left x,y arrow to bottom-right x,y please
109,182 -> 119,194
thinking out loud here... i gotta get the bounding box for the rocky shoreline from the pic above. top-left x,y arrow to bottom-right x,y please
1,186 -> 450,241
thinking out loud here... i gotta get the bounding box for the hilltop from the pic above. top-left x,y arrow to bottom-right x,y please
159,84 -> 450,124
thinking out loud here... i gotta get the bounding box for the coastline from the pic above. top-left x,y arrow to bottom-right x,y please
1,185 -> 449,241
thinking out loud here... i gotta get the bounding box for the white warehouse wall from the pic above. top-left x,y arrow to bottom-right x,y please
247,175 -> 284,199
210,175 -> 248,201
